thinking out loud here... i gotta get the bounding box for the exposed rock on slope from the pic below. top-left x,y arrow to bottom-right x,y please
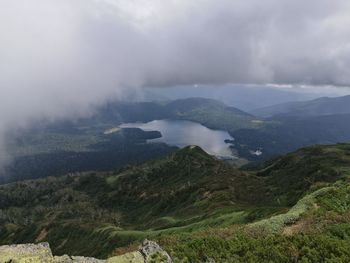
140,240 -> 173,263
0,240 -> 172,263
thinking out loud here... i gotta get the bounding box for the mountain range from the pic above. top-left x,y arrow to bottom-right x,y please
252,95 -> 350,118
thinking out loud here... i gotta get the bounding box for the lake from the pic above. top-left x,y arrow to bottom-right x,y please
120,119 -> 236,158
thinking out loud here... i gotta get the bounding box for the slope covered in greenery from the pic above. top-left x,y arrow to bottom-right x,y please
0,146 -> 271,258
155,145 -> 350,262
3,128 -> 176,183
1,144 -> 350,262
232,114 -> 350,161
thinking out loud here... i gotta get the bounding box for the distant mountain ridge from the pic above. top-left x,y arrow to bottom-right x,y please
101,97 -> 259,131
142,85 -> 328,111
252,95 -> 350,117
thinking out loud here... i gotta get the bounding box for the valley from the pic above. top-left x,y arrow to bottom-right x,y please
5,96 -> 350,185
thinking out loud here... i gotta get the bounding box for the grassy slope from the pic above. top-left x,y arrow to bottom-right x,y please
0,146 -> 272,258
1,144 -> 350,261
159,144 -> 350,262
159,179 -> 350,262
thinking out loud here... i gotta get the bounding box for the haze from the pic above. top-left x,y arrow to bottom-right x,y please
1,0 -> 350,164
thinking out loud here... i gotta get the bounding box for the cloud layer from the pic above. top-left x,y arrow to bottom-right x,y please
1,0 -> 350,160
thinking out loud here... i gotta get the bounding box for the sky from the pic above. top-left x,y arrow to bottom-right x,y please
1,0 -> 350,163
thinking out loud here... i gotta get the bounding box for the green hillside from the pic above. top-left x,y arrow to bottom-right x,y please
0,146 -> 271,258
1,144 -> 350,261
3,128 -> 176,183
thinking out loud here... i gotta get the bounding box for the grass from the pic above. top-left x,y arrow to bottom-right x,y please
1,143 -> 350,261
249,187 -> 334,233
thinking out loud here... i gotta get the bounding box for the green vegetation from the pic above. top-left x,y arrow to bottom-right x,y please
232,114 -> 350,161
157,179 -> 350,262
1,143 -> 350,261
163,98 -> 262,131
4,128 -> 176,183
0,146 -> 272,258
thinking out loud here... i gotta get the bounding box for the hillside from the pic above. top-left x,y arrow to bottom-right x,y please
252,95 -> 350,118
158,144 -> 350,262
232,113 -> 350,160
0,146 -> 271,258
3,128 -> 176,183
103,97 -> 261,131
1,144 -> 350,261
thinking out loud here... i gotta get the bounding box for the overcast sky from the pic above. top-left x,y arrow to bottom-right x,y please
1,0 -> 350,162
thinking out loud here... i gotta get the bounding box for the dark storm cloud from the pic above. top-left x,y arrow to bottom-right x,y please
1,0 -> 350,164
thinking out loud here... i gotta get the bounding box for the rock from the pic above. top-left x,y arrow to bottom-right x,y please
106,251 -> 144,263
0,243 -> 105,263
54,255 -> 72,263
71,256 -> 105,263
0,240 -> 171,263
106,240 -> 172,263
54,255 -> 105,263
0,242 -> 53,262
140,239 -> 172,263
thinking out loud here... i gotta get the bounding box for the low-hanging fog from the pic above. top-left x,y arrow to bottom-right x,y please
1,0 -> 350,165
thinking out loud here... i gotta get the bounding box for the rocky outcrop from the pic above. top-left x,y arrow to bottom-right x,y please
0,240 -> 172,263
0,242 -> 53,262
0,242 -> 104,263
139,240 -> 172,263
106,251 -> 144,263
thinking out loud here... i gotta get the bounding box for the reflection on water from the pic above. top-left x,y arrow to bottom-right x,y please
120,120 -> 235,158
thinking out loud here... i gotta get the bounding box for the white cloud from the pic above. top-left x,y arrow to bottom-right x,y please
1,0 -> 350,162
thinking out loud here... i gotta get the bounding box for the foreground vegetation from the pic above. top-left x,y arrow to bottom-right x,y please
159,179 -> 350,262
1,144 -> 350,261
